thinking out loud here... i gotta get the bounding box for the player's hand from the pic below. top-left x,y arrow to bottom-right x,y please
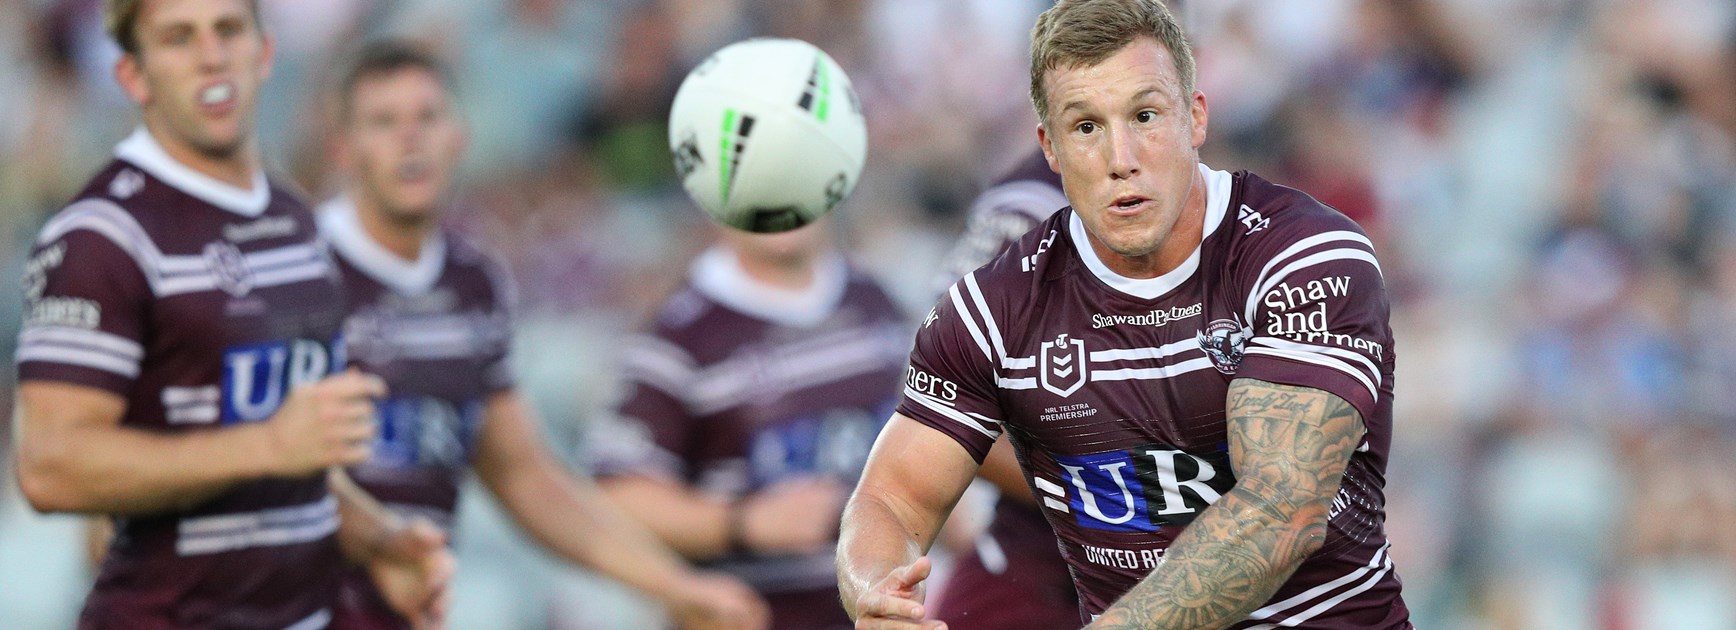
737,476 -> 847,555
854,556 -> 944,630
367,516 -> 455,630
265,369 -> 386,476
664,570 -> 770,630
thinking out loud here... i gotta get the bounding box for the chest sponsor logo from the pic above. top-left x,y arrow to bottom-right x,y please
203,241 -> 254,297
747,406 -> 886,486
221,336 -> 343,423
1091,303 -> 1201,329
1039,333 -> 1088,397
1197,319 -> 1249,374
223,216 -> 297,243
1050,445 -> 1236,532
372,396 -> 484,468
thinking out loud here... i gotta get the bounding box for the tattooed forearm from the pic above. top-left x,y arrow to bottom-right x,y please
1088,379 -> 1365,630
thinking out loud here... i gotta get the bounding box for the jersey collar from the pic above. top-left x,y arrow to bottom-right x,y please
1070,163 -> 1231,300
113,126 -> 270,217
690,245 -> 849,328
317,196 -> 448,296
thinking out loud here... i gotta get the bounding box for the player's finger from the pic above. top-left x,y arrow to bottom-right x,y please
337,443 -> 373,466
890,556 -> 932,590
855,616 -> 946,630
332,369 -> 389,398
857,591 -> 923,620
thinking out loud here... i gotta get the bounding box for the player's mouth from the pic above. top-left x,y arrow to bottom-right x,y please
198,81 -> 236,114
1109,195 -> 1149,216
396,159 -> 432,184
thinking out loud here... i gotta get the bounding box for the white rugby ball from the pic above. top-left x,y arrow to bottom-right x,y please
668,38 -> 867,233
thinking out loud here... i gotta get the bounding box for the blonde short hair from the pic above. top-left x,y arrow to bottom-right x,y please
1029,0 -> 1195,124
105,0 -> 263,55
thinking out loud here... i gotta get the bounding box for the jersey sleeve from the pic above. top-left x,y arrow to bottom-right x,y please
1233,214 -> 1391,422
16,223 -> 152,395
585,332 -> 694,480
895,275 -> 1007,463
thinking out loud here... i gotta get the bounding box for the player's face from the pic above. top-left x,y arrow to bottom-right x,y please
341,68 -> 465,223
1038,36 -> 1208,273
116,0 -> 272,161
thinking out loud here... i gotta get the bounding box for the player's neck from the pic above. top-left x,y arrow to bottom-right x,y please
142,120 -> 259,191
352,194 -> 436,261
732,249 -> 817,291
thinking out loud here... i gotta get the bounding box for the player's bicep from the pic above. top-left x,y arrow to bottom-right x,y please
1238,230 -> 1389,422
1224,378 -> 1364,520
851,413 -> 981,545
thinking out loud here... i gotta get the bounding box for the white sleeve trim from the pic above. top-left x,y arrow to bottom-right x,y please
904,386 -> 1001,439
1242,346 -> 1378,404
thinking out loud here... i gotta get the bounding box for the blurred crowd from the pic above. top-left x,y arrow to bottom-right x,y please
2,0 -> 1734,628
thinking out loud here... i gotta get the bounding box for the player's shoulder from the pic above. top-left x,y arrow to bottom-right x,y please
1231,171 -> 1371,248
970,152 -> 1067,224
33,160 -> 164,253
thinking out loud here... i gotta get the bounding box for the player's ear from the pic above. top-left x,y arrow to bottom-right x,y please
1190,89 -> 1208,149
115,53 -> 149,106
256,32 -> 275,83
1037,122 -> 1059,175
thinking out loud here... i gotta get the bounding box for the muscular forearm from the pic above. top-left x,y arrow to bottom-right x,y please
19,416 -> 277,514
1088,479 -> 1327,629
836,489 -> 933,618
596,476 -> 733,560
494,457 -> 700,600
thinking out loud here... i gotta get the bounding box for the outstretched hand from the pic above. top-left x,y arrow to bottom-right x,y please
852,556 -> 945,630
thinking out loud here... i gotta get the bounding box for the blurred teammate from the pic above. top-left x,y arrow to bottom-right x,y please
590,221 -> 910,629
839,1 -> 1411,628
924,152 -> 1081,630
318,40 -> 768,630
12,1 -> 449,627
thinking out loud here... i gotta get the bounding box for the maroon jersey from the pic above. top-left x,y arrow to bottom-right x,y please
317,199 -> 515,628
16,128 -> 346,629
900,165 -> 1408,628
928,152 -> 1082,629
590,247 -> 909,629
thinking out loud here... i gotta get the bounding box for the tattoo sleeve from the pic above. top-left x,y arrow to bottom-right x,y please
1088,378 -> 1366,630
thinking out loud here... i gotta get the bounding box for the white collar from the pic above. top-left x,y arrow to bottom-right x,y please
1070,163 -> 1231,300
113,126 -> 270,217
689,245 -> 849,328
317,196 -> 448,296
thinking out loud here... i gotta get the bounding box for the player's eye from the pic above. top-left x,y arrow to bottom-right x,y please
1076,121 -> 1097,135
1135,110 -> 1156,124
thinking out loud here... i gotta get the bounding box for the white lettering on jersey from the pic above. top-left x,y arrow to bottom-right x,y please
1239,204 -> 1269,235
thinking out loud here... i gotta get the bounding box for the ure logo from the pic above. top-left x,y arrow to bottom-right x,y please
1055,446 -> 1235,532
373,396 -> 483,468
1040,333 -> 1088,397
221,337 -> 343,423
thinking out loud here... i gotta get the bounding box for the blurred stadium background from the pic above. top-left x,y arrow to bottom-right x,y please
3,0 -> 1735,628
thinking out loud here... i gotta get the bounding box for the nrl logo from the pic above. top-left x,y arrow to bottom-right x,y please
1040,333 -> 1088,397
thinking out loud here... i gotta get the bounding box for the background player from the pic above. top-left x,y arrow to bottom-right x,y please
839,0 -> 1410,628
11,0 -> 451,627
923,151 -> 1081,630
589,220 -> 911,629
319,39 -> 769,630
